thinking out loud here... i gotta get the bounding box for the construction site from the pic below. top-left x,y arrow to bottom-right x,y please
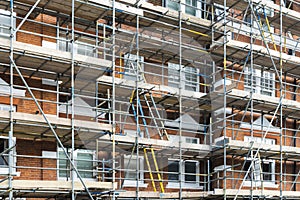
0,0 -> 299,199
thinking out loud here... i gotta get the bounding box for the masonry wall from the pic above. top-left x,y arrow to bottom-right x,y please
0,74 -> 57,115
2,0 -> 300,196
15,139 -> 57,180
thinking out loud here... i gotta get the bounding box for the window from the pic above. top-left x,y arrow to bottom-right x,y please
0,136 -> 17,175
243,136 -> 276,186
244,67 -> 275,97
284,0 -> 293,9
243,159 -> 275,183
123,53 -> 144,81
58,38 -> 96,57
0,78 -> 26,97
244,136 -> 275,145
169,135 -> 200,145
77,42 -> 95,57
214,3 -> 228,22
0,9 -> 16,38
168,63 -> 199,91
165,0 -> 206,18
123,155 -> 146,187
167,159 -> 200,188
58,148 -> 95,180
0,104 -> 16,112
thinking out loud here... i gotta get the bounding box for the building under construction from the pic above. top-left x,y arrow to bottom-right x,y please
0,0 -> 299,199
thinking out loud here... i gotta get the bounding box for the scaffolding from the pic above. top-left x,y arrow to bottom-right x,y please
0,0 -> 300,199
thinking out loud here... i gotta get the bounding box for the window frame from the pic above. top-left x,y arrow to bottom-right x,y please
244,67 -> 275,97
123,155 -> 147,187
0,104 -> 16,112
167,159 -> 200,189
168,63 -> 199,92
57,148 -> 96,181
284,0 -> 293,9
165,0 -> 204,18
57,37 -> 96,57
169,135 -> 200,145
243,136 -> 276,186
0,9 -> 16,39
0,136 -> 17,176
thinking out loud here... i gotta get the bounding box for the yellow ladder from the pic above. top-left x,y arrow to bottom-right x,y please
143,148 -> 165,193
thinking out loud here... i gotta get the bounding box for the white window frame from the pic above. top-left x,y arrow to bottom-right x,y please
57,37 -> 96,57
0,9 -> 16,39
168,63 -> 199,92
243,136 -> 276,187
123,53 -> 144,82
0,78 -> 26,97
167,159 -> 201,189
57,148 -> 96,181
76,41 -> 96,57
0,104 -> 16,112
123,155 -> 147,187
169,135 -> 200,145
165,0 -> 204,18
284,0 -> 293,9
214,3 -> 229,22
244,67 -> 275,97
0,136 -> 17,176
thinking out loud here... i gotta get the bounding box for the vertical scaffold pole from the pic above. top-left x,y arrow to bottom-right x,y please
279,1 -> 283,199
112,0 -> 116,199
223,0 -> 227,199
9,0 -> 14,199
71,0 -> 75,199
136,4 -> 140,199
250,1 -> 254,199
179,0 -> 183,199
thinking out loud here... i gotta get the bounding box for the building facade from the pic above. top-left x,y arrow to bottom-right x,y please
0,0 -> 299,199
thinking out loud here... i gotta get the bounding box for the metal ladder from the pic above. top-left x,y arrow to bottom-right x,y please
143,147 -> 165,193
142,90 -> 169,140
129,89 -> 150,138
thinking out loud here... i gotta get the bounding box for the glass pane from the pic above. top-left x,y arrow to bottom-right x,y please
244,160 -> 252,180
185,161 -> 196,182
168,161 -> 179,181
77,152 -> 94,178
167,0 -> 180,11
124,157 -> 140,180
58,151 -> 69,178
58,39 -> 69,52
185,0 -> 197,16
168,63 -> 180,88
0,15 -> 11,37
77,43 -> 95,57
262,162 -> 272,181
186,137 -> 198,144
77,45 -> 86,56
0,139 -> 8,166
184,67 -> 197,91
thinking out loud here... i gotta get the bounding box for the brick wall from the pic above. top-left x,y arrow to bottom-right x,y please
147,0 -> 162,6
0,74 -> 57,115
17,14 -> 56,46
15,139 -> 57,181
